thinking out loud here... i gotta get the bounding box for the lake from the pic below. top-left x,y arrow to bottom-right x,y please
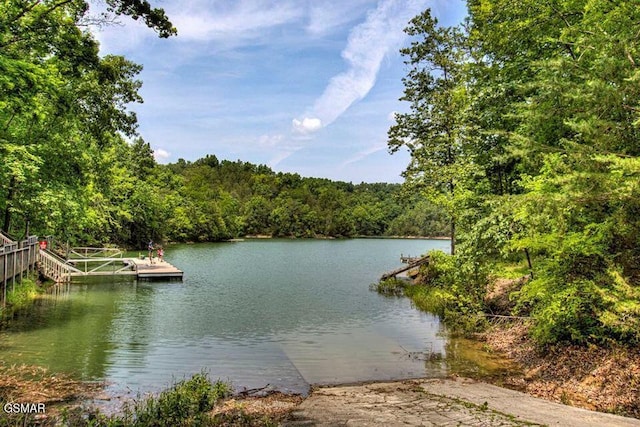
0,238 -> 501,397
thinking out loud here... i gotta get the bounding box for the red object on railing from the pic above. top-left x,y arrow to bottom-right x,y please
39,240 -> 47,250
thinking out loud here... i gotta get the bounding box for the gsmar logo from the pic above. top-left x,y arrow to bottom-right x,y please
3,402 -> 46,414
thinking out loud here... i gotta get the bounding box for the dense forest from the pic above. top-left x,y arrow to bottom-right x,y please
389,1 -> 640,346
0,1 -> 448,247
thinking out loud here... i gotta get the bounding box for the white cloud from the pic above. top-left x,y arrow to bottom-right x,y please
340,142 -> 387,168
387,110 -> 399,121
171,1 -> 302,42
299,0 -> 429,130
306,0 -> 375,36
154,148 -> 171,161
91,0 -> 304,52
292,117 -> 323,135
258,133 -> 285,147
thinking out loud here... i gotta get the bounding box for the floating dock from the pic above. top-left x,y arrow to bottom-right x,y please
65,256 -> 184,281
39,246 -> 183,283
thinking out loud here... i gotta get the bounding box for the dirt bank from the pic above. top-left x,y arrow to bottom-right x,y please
482,321 -> 640,418
0,363 -> 102,424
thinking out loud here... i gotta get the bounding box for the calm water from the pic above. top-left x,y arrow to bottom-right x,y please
0,238 -> 503,396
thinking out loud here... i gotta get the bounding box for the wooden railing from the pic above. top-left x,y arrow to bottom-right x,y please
1,233 -> 40,305
37,249 -> 82,283
0,231 -> 15,246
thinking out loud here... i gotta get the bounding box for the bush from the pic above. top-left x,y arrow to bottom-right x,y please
64,373 -> 232,426
370,278 -> 409,296
401,251 -> 489,336
1,278 -> 39,319
125,373 -> 231,426
527,279 -> 603,345
516,266 -> 640,346
419,250 -> 457,288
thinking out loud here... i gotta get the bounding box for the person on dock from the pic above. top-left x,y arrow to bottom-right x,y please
158,247 -> 164,263
148,240 -> 154,264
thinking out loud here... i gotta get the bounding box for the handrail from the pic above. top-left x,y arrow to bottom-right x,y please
38,249 -> 82,283
2,237 -> 41,304
0,231 -> 14,245
68,247 -> 123,259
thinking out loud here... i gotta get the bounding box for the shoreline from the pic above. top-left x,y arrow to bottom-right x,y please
238,235 -> 451,241
2,351 -> 639,425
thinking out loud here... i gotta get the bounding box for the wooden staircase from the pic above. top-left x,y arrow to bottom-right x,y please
38,249 -> 82,283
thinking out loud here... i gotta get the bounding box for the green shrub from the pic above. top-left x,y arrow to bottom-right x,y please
2,278 -> 39,319
371,278 -> 409,296
516,266 -> 640,346
401,251 -> 489,335
63,373 -> 232,426
419,250 -> 457,288
125,373 -> 231,426
527,279 -> 603,345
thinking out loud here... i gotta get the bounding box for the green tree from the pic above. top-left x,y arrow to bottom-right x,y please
0,0 -> 174,240
388,9 -> 470,254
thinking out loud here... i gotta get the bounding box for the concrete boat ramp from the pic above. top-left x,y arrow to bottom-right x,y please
286,377 -> 640,427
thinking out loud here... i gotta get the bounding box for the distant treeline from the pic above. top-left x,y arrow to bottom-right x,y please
155,154 -> 450,244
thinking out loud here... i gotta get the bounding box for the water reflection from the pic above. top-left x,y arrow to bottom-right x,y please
0,239 -> 471,395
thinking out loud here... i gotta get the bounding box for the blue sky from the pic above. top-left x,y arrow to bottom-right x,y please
92,0 -> 467,183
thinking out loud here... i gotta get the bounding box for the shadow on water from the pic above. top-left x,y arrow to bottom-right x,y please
0,277 -> 158,380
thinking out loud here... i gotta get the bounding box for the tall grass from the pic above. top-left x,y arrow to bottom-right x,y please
1,277 -> 39,320
370,278 -> 409,296
63,373 -> 231,426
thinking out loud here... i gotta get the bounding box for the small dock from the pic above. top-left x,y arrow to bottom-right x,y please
380,254 -> 430,281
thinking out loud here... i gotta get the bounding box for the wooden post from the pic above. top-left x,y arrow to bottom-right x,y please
12,249 -> 16,292
3,254 -> 6,307
20,247 -> 24,280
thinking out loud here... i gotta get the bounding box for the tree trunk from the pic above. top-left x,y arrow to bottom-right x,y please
2,176 -> 16,233
525,248 -> 533,278
450,216 -> 456,255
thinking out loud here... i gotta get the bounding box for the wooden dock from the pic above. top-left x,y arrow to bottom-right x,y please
380,254 -> 430,281
1,234 -> 184,284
